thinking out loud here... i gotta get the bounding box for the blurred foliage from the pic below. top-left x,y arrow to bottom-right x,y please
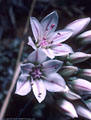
0,0 -> 91,119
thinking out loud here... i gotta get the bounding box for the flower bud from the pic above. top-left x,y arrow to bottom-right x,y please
69,78 -> 91,92
79,69 -> 91,81
68,52 -> 91,64
59,100 -> 78,118
76,105 -> 91,119
64,90 -> 81,100
61,66 -> 78,76
85,99 -> 91,110
78,30 -> 91,45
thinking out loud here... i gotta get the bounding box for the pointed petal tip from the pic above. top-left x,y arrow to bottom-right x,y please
60,100 -> 78,118
65,17 -> 91,36
85,17 -> 91,22
27,36 -> 37,50
32,80 -> 46,103
51,10 -> 58,15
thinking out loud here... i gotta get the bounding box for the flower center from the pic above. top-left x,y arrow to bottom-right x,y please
38,37 -> 49,48
30,66 -> 42,79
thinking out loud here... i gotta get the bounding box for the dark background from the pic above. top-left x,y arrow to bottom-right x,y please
0,0 -> 91,119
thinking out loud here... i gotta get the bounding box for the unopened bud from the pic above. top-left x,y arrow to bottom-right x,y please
59,99 -> 78,118
79,69 -> 91,81
69,78 -> 91,92
64,90 -> 81,100
85,99 -> 91,110
61,66 -> 78,76
78,30 -> 91,45
68,52 -> 91,64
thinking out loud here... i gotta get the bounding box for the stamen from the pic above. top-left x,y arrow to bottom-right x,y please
31,83 -> 33,86
38,93 -> 42,97
30,66 -> 42,79
50,24 -> 55,29
58,43 -> 62,46
57,33 -> 61,35
43,37 -> 46,40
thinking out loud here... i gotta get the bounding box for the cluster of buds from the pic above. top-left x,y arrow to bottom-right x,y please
15,11 -> 91,119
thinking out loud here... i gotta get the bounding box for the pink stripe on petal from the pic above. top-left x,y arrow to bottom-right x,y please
45,17 -> 53,31
75,85 -> 91,91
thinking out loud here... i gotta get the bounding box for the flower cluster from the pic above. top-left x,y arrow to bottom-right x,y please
15,11 -> 91,119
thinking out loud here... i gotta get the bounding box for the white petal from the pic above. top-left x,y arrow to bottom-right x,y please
21,63 -> 34,74
46,73 -> 66,87
15,74 -> 31,96
44,81 -> 65,92
44,73 -> 66,92
30,17 -> 42,42
32,79 -> 46,103
42,60 -> 63,74
41,11 -> 58,34
42,48 -> 55,59
65,17 -> 91,36
77,106 -> 91,119
28,48 -> 47,63
28,36 -> 37,50
52,43 -> 73,56
70,78 -> 91,92
50,30 -> 73,45
60,100 -> 78,118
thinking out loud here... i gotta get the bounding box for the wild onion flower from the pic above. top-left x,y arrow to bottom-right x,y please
15,11 -> 91,119
15,49 -> 67,103
28,11 -> 73,59
28,11 -> 90,59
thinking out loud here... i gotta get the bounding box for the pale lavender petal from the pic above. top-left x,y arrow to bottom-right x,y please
32,79 -> 46,103
42,60 -> 63,74
44,81 -> 66,92
30,17 -> 42,42
42,48 -> 55,59
41,11 -> 58,34
44,73 -> 66,92
52,43 -> 73,56
70,78 -> 91,92
15,74 -> 31,96
65,17 -> 91,36
46,73 -> 66,86
21,63 -> 34,74
50,30 -> 73,45
28,36 -> 37,50
59,100 -> 78,118
28,48 -> 47,63
76,106 -> 91,119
